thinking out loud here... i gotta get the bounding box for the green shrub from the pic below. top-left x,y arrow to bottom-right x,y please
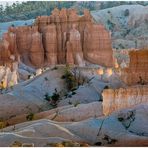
107,19 -> 115,31
124,9 -> 129,16
44,77 -> 49,81
26,112 -> 34,121
50,89 -> 60,102
44,89 -> 60,107
44,93 -> 50,101
63,65 -> 77,91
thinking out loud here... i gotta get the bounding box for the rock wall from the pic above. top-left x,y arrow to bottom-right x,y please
121,50 -> 148,85
0,8 -> 113,68
102,85 -> 148,115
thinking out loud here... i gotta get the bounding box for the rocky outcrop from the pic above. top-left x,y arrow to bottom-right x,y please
0,8 -> 113,68
29,31 -> 44,67
121,50 -> 148,85
102,85 -> 148,115
43,24 -> 57,65
84,24 -> 113,67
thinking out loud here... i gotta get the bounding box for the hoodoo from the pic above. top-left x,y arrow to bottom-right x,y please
121,49 -> 148,85
0,8 -> 113,68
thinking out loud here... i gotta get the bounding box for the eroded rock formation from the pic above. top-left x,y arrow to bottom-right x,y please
103,85 -> 148,115
0,8 -> 113,68
121,50 -> 148,85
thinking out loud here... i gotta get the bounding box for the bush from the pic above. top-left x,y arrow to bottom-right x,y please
50,89 -> 60,103
107,19 -> 115,31
124,9 -> 129,16
26,112 -> 34,121
74,101 -> 80,107
44,77 -> 49,81
63,65 -> 77,91
44,93 -> 50,101
104,86 -> 109,89
44,89 -> 60,107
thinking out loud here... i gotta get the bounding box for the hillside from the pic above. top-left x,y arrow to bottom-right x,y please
0,1 -> 147,22
0,4 -> 148,49
91,5 -> 148,49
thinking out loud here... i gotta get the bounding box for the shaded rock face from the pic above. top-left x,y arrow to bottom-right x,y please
121,50 -> 148,85
0,8 -> 113,68
102,85 -> 148,115
84,24 -> 113,67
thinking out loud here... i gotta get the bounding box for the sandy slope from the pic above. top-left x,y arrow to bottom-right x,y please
0,103 -> 148,146
0,67 -> 66,120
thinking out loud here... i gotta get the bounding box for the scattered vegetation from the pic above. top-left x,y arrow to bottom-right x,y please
62,65 -> 88,93
26,112 -> 34,121
44,93 -> 50,101
46,141 -> 89,147
68,100 -> 72,105
0,1 -> 147,22
44,77 -> 49,81
22,143 -> 34,147
137,76 -> 146,85
44,88 -> 60,107
117,110 -> 136,129
107,19 -> 115,31
28,74 -> 31,79
0,119 -> 6,129
62,65 -> 77,91
124,9 -> 130,17
104,86 -> 110,89
10,141 -> 22,147
94,134 -> 117,146
74,101 -> 80,107
118,43 -> 125,49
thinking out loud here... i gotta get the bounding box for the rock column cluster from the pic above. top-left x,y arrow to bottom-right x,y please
0,8 -> 113,68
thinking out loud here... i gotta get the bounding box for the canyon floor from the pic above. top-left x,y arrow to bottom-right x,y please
0,65 -> 147,147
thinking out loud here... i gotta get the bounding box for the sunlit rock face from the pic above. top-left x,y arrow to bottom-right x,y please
0,8 -> 113,68
103,85 -> 148,115
121,50 -> 148,85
